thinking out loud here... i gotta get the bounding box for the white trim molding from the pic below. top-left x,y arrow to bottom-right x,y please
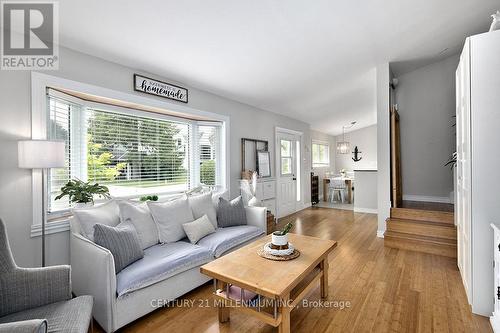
402,194 -> 452,203
30,219 -> 70,238
376,229 -> 385,238
354,207 -> 378,214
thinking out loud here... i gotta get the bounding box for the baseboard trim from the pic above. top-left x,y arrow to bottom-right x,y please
354,207 -> 378,214
402,195 -> 452,204
376,229 -> 385,238
491,314 -> 500,333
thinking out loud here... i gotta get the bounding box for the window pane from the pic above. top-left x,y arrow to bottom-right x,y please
281,157 -> 291,175
198,125 -> 219,186
312,142 -> 329,167
47,98 -> 72,213
281,140 -> 291,157
87,109 -> 190,197
312,144 -> 319,163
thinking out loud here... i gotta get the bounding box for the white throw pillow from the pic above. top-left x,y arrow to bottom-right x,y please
118,201 -> 159,250
72,200 -> 120,241
212,190 -> 229,209
188,192 -> 217,228
182,214 -> 216,244
147,195 -> 194,243
248,196 -> 262,207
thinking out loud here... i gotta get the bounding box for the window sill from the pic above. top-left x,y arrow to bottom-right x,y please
30,219 -> 70,238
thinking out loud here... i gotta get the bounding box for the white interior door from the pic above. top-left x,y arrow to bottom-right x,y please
277,132 -> 300,218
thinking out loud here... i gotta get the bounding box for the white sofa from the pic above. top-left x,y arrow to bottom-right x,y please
69,203 -> 266,333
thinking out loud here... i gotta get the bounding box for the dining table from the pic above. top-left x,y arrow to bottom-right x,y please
323,176 -> 354,203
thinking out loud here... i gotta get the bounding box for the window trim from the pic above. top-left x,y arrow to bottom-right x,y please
312,140 -> 330,168
31,72 -> 230,237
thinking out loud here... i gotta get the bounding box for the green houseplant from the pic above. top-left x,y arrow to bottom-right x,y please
140,195 -> 159,202
55,179 -> 110,206
271,222 -> 294,247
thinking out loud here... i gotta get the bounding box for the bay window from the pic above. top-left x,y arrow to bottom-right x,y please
46,90 -> 224,214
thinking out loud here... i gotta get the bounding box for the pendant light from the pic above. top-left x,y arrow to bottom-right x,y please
337,121 -> 356,154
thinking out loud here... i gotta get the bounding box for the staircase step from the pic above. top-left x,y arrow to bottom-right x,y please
391,207 -> 454,224
384,230 -> 457,258
386,218 -> 457,240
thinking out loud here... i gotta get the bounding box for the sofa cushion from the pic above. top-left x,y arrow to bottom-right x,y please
217,196 -> 247,228
94,223 -> 144,273
183,215 -> 216,244
188,192 -> 217,228
116,241 -> 212,297
72,200 -> 120,241
0,295 -> 93,333
148,195 -> 194,243
197,225 -> 264,258
118,200 -> 159,249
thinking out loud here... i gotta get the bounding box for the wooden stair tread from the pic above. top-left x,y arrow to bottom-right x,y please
384,230 -> 456,246
386,218 -> 457,240
391,207 -> 454,224
384,231 -> 457,258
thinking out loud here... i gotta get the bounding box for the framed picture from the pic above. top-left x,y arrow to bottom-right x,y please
256,150 -> 271,177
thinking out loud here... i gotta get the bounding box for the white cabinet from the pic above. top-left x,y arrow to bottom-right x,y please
456,30 -> 500,317
255,178 -> 276,215
239,178 -> 277,215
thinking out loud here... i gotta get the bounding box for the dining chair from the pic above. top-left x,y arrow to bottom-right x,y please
328,177 -> 347,203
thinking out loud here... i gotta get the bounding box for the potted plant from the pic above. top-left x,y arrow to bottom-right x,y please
271,222 -> 293,249
55,179 -> 110,208
140,195 -> 159,202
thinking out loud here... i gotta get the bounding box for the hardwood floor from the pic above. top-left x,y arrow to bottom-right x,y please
94,207 -> 490,333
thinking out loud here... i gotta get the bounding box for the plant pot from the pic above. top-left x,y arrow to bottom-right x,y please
271,232 -> 288,247
74,202 -> 93,209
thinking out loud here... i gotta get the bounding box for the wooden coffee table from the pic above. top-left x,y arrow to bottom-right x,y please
200,233 -> 337,333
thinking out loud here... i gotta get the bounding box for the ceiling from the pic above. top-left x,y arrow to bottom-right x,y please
58,1 -> 499,135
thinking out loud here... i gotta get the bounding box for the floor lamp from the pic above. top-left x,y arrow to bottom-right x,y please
18,140 -> 66,267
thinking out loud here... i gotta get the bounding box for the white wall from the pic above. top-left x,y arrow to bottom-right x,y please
376,63 -> 391,237
394,54 -> 458,201
310,130 -> 336,200
335,124 -> 377,172
0,46 -> 312,267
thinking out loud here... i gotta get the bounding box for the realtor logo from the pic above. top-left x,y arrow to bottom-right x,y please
1,1 -> 59,70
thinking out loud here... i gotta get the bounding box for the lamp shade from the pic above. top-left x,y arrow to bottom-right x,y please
18,140 -> 66,169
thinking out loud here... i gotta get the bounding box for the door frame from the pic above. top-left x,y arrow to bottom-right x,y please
275,127 -> 304,218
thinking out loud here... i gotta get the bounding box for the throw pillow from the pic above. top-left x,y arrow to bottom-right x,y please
118,201 -> 159,250
217,196 -> 247,228
212,190 -> 229,213
72,200 -> 120,241
188,192 -> 217,228
182,214 -> 216,244
147,195 -> 194,243
93,223 -> 144,273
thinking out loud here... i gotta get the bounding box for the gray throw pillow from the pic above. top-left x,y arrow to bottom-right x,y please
93,223 -> 144,273
217,196 -> 247,228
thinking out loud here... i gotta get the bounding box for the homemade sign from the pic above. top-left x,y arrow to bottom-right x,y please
134,74 -> 188,103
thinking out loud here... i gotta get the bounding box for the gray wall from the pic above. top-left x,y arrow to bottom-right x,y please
0,46 -> 312,267
335,124 -> 377,172
310,130 -> 336,199
395,54 -> 458,200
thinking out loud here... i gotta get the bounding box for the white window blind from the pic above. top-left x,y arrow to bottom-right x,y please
46,92 -> 222,213
312,142 -> 330,168
86,108 -> 190,197
197,125 -> 220,186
